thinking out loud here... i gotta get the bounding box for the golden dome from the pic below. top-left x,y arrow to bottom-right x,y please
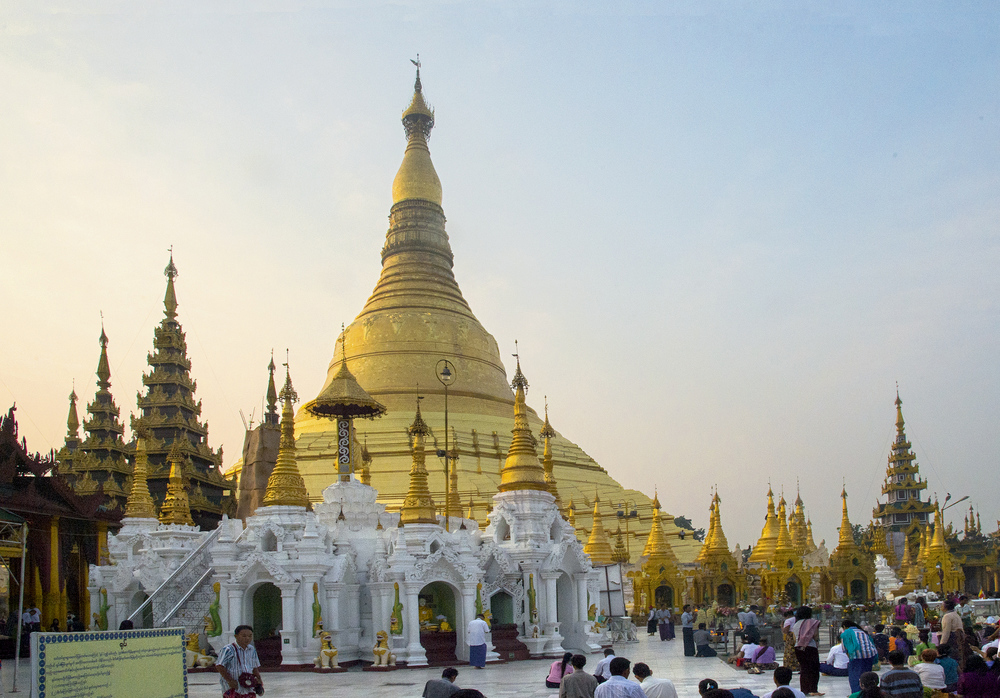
391,66 -> 442,206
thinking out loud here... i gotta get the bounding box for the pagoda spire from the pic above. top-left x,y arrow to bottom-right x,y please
930,500 -> 948,550
359,437 -> 373,486
392,56 -> 442,207
399,399 -> 437,524
805,517 -> 817,553
124,423 -> 157,520
772,494 -> 795,558
567,499 -> 576,528
709,489 -> 730,552
262,362 -> 310,509
696,492 -> 716,563
539,399 -> 564,514
264,352 -> 279,425
874,390 -> 933,531
749,486 -> 779,563
163,250 -> 178,320
66,387 -> 80,441
158,442 -> 195,526
584,493 -> 615,565
643,490 -> 676,563
838,488 -> 856,548
497,353 -> 548,493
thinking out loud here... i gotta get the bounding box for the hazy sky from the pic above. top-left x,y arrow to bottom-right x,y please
2,1 -> 997,548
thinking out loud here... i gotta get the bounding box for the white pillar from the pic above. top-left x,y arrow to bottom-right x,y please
278,582 -> 299,663
404,581 -> 426,666
575,575 -> 588,623
324,583 -> 341,632
459,584 -> 477,662
542,573 -> 559,626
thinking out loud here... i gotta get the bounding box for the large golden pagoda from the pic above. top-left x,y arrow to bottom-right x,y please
283,64 -> 701,560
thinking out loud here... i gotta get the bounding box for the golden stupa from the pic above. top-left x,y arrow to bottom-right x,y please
282,63 -> 701,561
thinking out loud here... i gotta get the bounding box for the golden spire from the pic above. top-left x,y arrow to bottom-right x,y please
360,437 -> 372,486
838,488 -> 856,548
805,517 -> 817,553
643,490 -> 675,562
262,362 -> 310,508
895,388 -> 905,438
901,536 -> 923,590
696,494 -> 715,563
917,524 -> 930,565
930,500 -> 948,550
96,324 -> 111,389
66,388 -> 80,440
124,425 -> 157,519
898,534 -> 914,577
399,399 -> 437,524
539,399 -> 564,513
163,249 -> 178,321
158,441 -> 195,526
264,352 -> 279,425
467,497 -> 475,520
392,57 -> 442,206
773,494 -> 795,557
584,494 -> 615,565
789,484 -> 808,554
567,499 -> 576,528
749,486 -> 779,563
497,352 -> 548,493
709,489 -> 730,552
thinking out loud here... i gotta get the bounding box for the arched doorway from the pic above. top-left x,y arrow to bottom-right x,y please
252,583 -> 282,666
849,579 -> 867,603
419,582 -> 459,666
556,573 -> 575,625
654,584 -> 674,609
784,580 -> 801,606
716,584 -> 735,607
131,591 -> 153,629
490,591 -> 514,625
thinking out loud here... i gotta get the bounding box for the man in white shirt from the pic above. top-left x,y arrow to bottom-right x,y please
594,657 -> 646,698
761,666 -> 808,698
593,649 -> 616,683
632,663 -> 678,698
820,642 -> 850,676
466,613 -> 490,668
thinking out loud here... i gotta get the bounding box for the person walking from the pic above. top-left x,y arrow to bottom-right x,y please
466,613 -> 490,669
214,625 -> 263,698
594,657 -> 645,698
647,607 -> 658,636
840,620 -> 878,694
681,605 -> 697,657
792,605 -> 823,696
632,662 -> 678,698
560,655 -> 599,698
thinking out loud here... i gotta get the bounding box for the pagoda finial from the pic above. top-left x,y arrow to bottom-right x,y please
539,396 -> 562,513
837,487 -> 856,548
265,350 -> 279,424
163,248 -> 179,320
400,397 -> 437,524
262,359 -> 310,509
66,387 -> 80,439
159,442 -> 195,526
498,350 -> 546,493
124,422 -> 157,519
584,493 -> 615,565
393,56 -> 440,206
895,387 -> 906,436
96,320 -> 111,389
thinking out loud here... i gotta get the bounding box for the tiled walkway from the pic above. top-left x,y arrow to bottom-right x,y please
181,633 -> 854,698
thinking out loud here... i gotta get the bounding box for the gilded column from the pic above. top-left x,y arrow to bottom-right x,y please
46,516 -> 60,629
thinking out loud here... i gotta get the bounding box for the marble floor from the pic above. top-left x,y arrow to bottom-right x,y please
0,634 -> 856,698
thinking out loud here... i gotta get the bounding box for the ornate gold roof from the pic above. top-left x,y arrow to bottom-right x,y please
262,366 -> 310,509
584,495 -> 615,565
124,431 -> 157,519
497,358 -> 548,493
399,401 -> 437,524
303,356 -> 386,420
392,62 -> 442,206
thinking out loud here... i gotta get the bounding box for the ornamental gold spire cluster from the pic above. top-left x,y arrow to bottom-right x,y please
138,253 -> 229,527
749,487 -> 779,563
262,364 -> 310,509
539,401 -> 564,514
497,355 -> 548,493
643,492 -> 677,563
789,487 -> 808,555
124,423 -> 157,519
584,494 -> 615,565
772,494 -> 795,559
399,400 -> 437,524
158,441 -> 195,526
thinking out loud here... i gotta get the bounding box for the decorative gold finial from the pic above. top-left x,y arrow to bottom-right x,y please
392,56 -> 441,206
262,359 -> 310,509
265,351 -> 279,424
360,436 -> 373,486
399,398 -> 437,524
159,441 -> 195,526
498,348 -> 547,493
163,249 -> 179,320
125,421 -> 157,519
65,387 -> 80,439
584,493 -> 615,565
539,397 -> 563,513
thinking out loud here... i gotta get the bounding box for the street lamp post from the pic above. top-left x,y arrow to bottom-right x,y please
616,499 -> 639,563
436,359 -> 456,531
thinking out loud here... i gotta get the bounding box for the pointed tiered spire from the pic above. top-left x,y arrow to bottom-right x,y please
73,325 -> 130,511
138,253 -> 228,527
359,437 -> 373,486
158,442 -> 195,526
66,388 -> 80,441
567,499 -> 576,528
789,486 -> 808,554
772,494 -> 795,559
392,57 -> 442,206
749,487 -> 779,563
399,400 -> 437,524
124,423 -> 157,519
643,491 -> 676,563
930,500 -> 948,550
805,517 -> 818,553
539,399 -> 564,514
497,354 -> 548,493
874,390 -> 933,530
838,488 -> 856,548
584,494 -> 615,565
708,489 -> 730,552
264,353 -> 279,425
262,363 -> 310,509
56,388 -> 82,478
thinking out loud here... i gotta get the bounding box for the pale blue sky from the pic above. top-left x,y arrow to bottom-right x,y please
1,1 -> 997,546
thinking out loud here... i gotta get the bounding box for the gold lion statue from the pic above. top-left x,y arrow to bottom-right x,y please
372,630 -> 396,667
185,631 -> 216,668
314,630 -> 339,670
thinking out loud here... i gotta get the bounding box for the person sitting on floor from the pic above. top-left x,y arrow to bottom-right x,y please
819,641 -> 850,677
747,638 -> 778,671
911,648 -> 946,692
695,623 -> 718,657
879,650 -> 923,698
761,667 -> 807,698
423,667 -> 460,698
560,655 -> 598,698
934,643 -> 960,693
729,636 -> 759,667
632,662 -> 677,698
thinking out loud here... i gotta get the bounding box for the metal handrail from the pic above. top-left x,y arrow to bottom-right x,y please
161,568 -> 214,625
128,526 -> 222,624
158,526 -> 250,626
